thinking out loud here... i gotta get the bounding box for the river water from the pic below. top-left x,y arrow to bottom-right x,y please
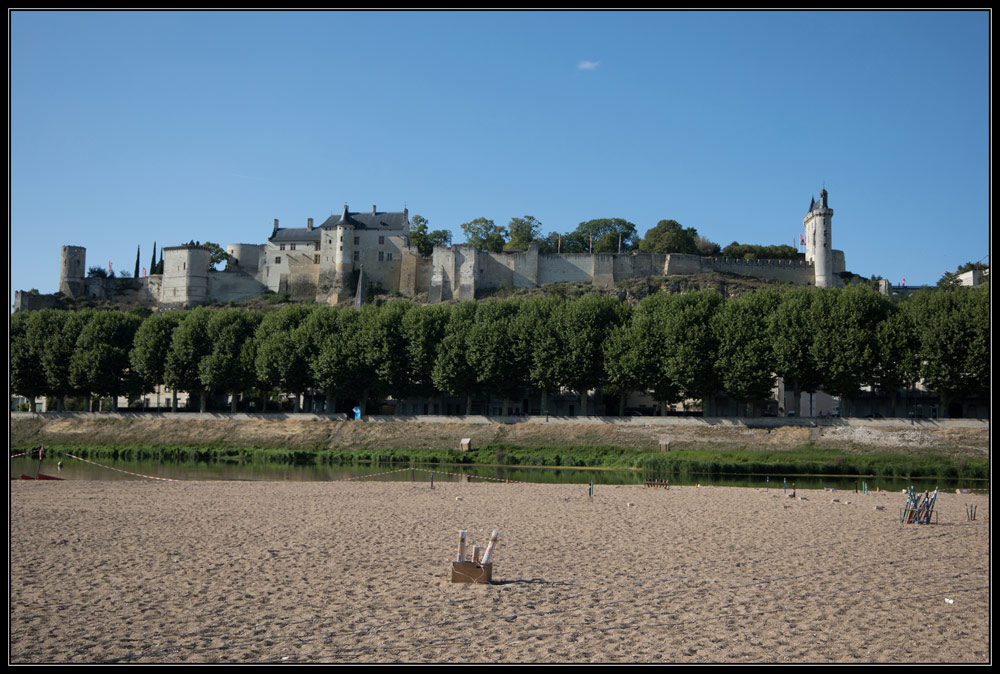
8,455 -> 983,493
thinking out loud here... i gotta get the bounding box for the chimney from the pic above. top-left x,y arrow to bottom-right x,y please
307,217 -> 314,231
372,204 -> 377,215
272,219 -> 279,235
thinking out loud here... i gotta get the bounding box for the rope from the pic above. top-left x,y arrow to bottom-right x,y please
55,450 -> 183,482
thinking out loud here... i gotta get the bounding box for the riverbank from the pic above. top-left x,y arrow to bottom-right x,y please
10,412 -> 990,458
10,480 -> 989,663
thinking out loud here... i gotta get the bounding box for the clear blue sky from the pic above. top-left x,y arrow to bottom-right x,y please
10,10 -> 990,306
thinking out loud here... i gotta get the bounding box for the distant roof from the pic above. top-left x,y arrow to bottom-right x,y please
270,205 -> 409,242
318,206 -> 409,231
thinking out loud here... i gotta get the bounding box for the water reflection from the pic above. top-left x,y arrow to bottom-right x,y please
8,456 -> 984,493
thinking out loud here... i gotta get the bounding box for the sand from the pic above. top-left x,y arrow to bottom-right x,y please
9,479 -> 990,664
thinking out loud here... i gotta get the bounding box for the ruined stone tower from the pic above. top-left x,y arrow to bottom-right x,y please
59,245 -> 87,297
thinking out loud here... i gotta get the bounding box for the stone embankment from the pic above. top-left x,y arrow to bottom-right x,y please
10,412 -> 989,458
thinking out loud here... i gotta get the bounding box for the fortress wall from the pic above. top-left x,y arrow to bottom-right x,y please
207,270 -> 269,303
663,253 -> 707,276
707,257 -> 815,284
537,254 -> 595,285
415,256 -> 434,294
284,254 -> 320,299
397,249 -> 420,297
512,246 -> 539,289
612,253 -> 666,279
592,254 -> 615,287
832,250 -> 846,275
474,250 -> 515,291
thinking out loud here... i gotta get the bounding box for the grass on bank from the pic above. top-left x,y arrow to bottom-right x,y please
18,442 -> 989,481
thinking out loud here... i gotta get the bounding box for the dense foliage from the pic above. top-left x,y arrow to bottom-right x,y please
10,283 -> 988,417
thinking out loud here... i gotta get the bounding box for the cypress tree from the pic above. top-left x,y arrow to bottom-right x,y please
134,245 -> 141,278
150,242 -> 157,275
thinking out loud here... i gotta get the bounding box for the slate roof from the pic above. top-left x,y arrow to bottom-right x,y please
270,205 -> 409,242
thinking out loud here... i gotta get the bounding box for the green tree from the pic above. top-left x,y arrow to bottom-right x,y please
254,304 -> 316,412
713,290 -> 781,415
906,286 -> 989,416
504,216 -> 543,251
767,287 -> 823,417
11,311 -> 50,412
69,310 -> 144,411
466,299 -> 528,416
202,241 -> 229,269
643,290 -> 723,414
40,309 -> 94,411
200,309 -> 262,412
602,305 -> 653,416
130,311 -> 183,402
810,285 -> 891,416
549,294 -> 628,415
312,307 -> 375,415
164,307 -> 214,412
628,296 -> 684,413
872,304 -> 922,416
410,215 -> 453,257
361,301 -> 415,406
460,217 -> 506,253
512,296 -> 565,415
431,302 -> 480,414
639,220 -> 700,255
566,218 -> 638,253
402,303 -> 451,407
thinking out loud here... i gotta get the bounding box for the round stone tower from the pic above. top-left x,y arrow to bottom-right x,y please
59,245 -> 87,297
803,188 -> 834,288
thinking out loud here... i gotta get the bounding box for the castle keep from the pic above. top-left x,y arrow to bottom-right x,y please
15,192 -> 846,311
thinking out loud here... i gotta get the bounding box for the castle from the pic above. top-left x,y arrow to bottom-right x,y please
14,191 -> 845,311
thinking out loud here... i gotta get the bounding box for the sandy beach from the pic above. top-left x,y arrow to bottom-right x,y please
9,479 -> 990,664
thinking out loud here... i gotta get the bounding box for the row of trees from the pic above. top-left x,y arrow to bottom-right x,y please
435,214 -> 807,261
11,284 -> 988,418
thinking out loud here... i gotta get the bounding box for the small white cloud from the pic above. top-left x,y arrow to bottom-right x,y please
577,60 -> 600,71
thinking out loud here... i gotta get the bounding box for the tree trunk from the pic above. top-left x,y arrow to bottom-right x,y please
171,390 -> 178,413
465,393 -> 472,416
540,389 -> 549,416
792,381 -> 802,417
326,391 -> 335,415
579,390 -> 587,417
199,390 -> 207,413
293,393 -> 301,413
231,393 -> 238,413
618,393 -> 626,417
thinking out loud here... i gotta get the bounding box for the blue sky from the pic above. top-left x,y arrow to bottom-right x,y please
10,10 -> 990,305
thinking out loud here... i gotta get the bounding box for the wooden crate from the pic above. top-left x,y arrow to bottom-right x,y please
451,561 -> 493,584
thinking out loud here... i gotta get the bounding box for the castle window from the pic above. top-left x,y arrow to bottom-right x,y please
275,256 -> 281,264
314,255 -> 320,264
354,236 -> 359,245
280,244 -> 286,251
379,236 -> 385,245
387,253 -> 393,261
378,251 -> 384,262
354,251 -> 359,261
315,242 -> 321,251
290,244 -> 296,251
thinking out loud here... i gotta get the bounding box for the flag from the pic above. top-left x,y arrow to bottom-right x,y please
109,261 -> 113,272
142,266 -> 147,278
